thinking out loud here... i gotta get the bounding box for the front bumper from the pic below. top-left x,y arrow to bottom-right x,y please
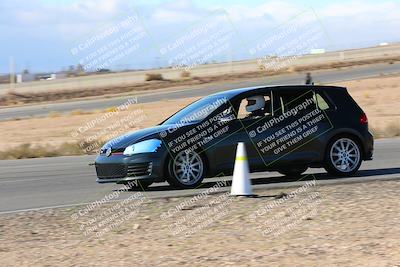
95,153 -> 164,184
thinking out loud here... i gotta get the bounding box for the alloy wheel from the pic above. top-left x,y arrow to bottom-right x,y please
330,138 -> 361,173
171,150 -> 204,186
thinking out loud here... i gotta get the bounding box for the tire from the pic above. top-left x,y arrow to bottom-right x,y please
324,136 -> 362,176
278,167 -> 307,177
166,150 -> 205,189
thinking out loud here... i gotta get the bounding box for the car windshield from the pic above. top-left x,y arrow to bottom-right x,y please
162,95 -> 229,125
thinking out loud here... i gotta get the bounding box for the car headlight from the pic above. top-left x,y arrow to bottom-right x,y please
123,139 -> 162,156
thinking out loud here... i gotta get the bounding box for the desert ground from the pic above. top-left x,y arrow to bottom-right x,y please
2,44 -> 399,98
0,179 -> 399,266
0,74 -> 399,158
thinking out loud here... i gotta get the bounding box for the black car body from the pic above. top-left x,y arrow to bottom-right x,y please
95,85 -> 373,188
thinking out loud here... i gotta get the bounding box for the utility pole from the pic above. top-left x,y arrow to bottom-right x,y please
229,43 -> 233,74
9,56 -> 15,91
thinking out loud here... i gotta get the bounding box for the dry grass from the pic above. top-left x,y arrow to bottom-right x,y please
1,57 -> 399,107
369,123 -> 400,138
0,74 -> 398,159
181,71 -> 191,78
0,143 -> 79,160
385,122 -> 400,137
368,126 -> 383,139
69,109 -> 93,116
0,97 -> 196,156
48,111 -> 61,118
103,106 -> 118,113
334,75 -> 400,137
145,73 -> 164,81
0,140 -> 100,160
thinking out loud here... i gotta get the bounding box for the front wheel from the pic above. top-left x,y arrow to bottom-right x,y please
324,136 -> 362,176
166,150 -> 205,189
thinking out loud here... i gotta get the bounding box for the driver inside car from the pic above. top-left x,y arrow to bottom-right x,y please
245,95 -> 269,119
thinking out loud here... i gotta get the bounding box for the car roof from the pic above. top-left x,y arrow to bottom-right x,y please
210,85 -> 346,98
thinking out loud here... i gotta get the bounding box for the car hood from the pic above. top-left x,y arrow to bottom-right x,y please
102,124 -> 172,150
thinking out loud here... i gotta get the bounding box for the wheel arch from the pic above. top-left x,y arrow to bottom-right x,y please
324,130 -> 365,160
162,147 -> 211,180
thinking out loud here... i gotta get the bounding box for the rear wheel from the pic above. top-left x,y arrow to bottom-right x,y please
324,136 -> 362,176
278,167 -> 307,177
167,150 -> 205,189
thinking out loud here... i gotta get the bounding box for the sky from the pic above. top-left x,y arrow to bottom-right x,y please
0,0 -> 399,73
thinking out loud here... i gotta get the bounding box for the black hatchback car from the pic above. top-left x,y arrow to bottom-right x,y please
95,85 -> 373,189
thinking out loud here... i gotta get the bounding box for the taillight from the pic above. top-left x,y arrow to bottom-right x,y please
360,113 -> 368,124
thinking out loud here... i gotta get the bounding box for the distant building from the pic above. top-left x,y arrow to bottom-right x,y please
50,73 -> 68,80
16,72 -> 68,83
16,73 -> 35,83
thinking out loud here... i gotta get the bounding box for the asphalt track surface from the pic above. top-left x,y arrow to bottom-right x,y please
0,138 -> 399,214
0,63 -> 399,121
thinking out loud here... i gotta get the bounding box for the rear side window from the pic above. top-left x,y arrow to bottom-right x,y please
315,93 -> 330,110
278,90 -> 316,114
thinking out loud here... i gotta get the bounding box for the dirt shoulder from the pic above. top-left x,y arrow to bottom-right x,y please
0,74 -> 398,158
332,74 -> 400,135
0,179 -> 399,266
0,97 -> 197,153
1,56 -> 399,107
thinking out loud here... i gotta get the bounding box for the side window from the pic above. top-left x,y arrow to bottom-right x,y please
237,93 -> 273,119
315,93 -> 330,110
278,90 -> 316,114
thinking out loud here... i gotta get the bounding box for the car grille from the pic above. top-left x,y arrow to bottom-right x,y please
96,163 -> 152,179
127,162 -> 152,177
96,164 -> 127,179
